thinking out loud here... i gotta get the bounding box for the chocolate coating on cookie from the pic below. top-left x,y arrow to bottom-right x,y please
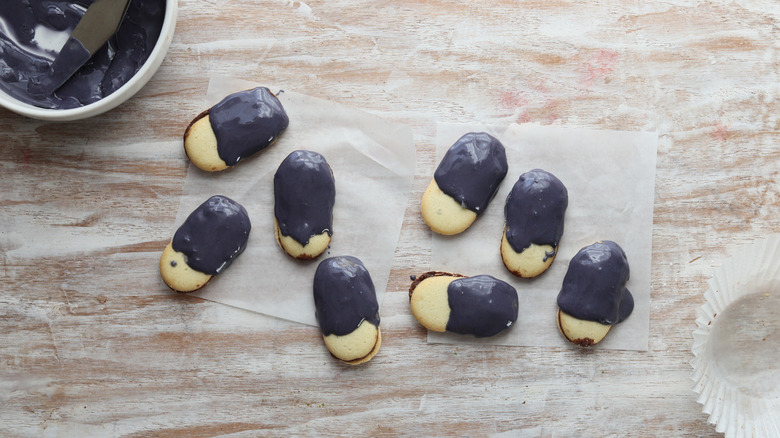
557,241 -> 634,325
504,169 -> 568,255
171,195 -> 251,276
434,132 -> 508,213
313,256 -> 380,336
274,150 -> 335,246
209,87 -> 289,166
446,275 -> 519,337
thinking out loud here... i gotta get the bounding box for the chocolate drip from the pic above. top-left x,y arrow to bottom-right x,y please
274,150 -> 335,246
313,256 -> 380,337
446,275 -> 519,337
0,0 -> 165,109
208,87 -> 289,166
504,169 -> 568,253
434,132 -> 508,213
557,241 -> 634,325
171,195 -> 251,276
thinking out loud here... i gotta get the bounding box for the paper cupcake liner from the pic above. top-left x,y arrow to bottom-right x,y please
692,235 -> 780,437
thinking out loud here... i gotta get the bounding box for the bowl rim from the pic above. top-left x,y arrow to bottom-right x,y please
0,0 -> 178,122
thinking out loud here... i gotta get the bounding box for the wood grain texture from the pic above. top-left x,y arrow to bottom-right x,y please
1,0 -> 778,436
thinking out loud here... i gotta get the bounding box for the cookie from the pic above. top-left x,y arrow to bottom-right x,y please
160,195 -> 251,293
409,272 -> 518,337
313,256 -> 381,365
556,241 -> 634,347
273,150 -> 335,260
421,132 -> 508,235
501,169 -> 568,278
184,87 -> 289,172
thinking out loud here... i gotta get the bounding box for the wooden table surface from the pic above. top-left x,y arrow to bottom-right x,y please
2,1 -> 778,436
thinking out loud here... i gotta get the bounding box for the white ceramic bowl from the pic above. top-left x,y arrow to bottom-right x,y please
0,0 -> 178,121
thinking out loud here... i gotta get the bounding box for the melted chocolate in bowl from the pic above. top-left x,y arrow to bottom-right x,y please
0,0 -> 175,119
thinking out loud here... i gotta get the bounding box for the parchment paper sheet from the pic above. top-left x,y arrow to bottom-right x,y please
174,75 -> 415,326
428,123 -> 657,351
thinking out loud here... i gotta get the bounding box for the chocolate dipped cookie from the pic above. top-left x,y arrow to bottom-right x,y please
501,169 -> 568,278
421,132 -> 508,235
313,256 -> 381,365
556,241 -> 634,347
184,87 -> 289,172
409,272 -> 518,337
160,195 -> 251,293
274,150 -> 335,260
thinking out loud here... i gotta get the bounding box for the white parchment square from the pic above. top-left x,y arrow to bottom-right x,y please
173,76 -> 415,326
428,123 -> 657,351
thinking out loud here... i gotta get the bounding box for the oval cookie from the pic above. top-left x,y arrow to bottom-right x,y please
313,256 -> 381,365
274,150 -> 335,260
160,195 -> 251,293
421,132 -> 508,235
556,241 -> 634,347
501,169 -> 568,278
184,87 -> 289,171
409,272 -> 518,337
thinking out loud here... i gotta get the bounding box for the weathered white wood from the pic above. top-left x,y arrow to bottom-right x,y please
2,0 -> 778,435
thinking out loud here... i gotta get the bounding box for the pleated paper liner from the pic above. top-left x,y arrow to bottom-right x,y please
692,235 -> 780,437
